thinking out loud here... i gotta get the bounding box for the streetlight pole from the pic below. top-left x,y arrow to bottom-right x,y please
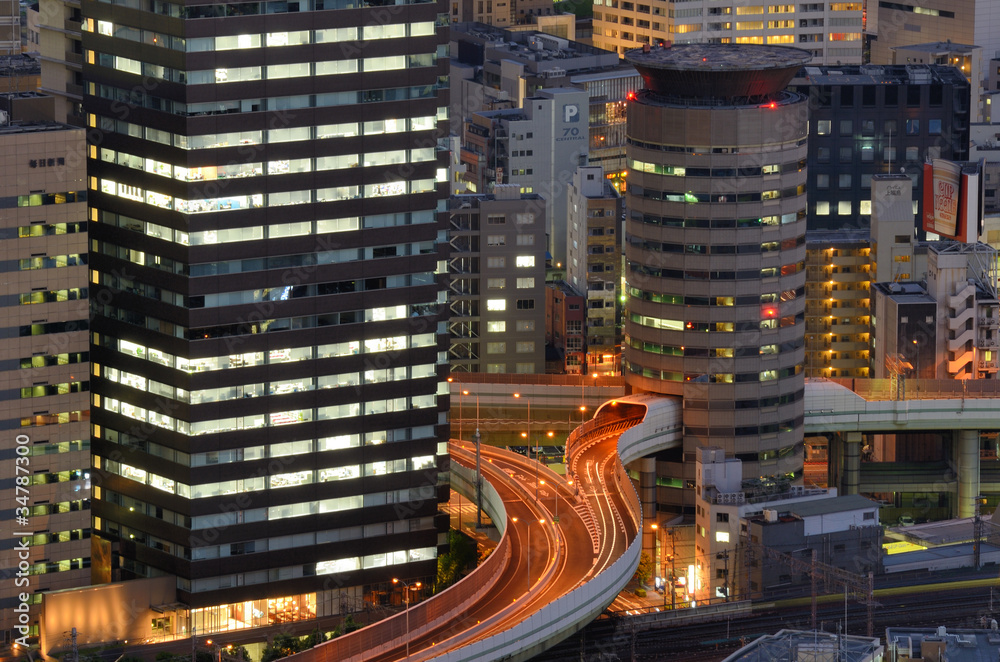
392,578 -> 422,658
514,393 -> 537,500
475,392 -> 482,529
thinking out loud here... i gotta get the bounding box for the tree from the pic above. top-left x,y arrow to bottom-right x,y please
260,633 -> 302,662
303,628 -> 326,649
436,530 -> 477,591
633,551 -> 653,586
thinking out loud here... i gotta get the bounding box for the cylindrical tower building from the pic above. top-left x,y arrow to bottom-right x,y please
624,44 -> 812,513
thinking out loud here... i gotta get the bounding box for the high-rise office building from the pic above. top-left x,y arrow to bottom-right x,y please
82,0 -> 451,637
0,120 -> 90,647
624,43 -> 810,514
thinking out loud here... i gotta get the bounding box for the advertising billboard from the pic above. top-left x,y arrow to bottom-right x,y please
922,158 -> 984,243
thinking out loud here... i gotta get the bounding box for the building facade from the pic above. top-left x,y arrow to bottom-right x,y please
624,43 -> 810,515
0,122 -> 90,648
82,0 -> 451,637
788,65 -> 971,233
459,87 -> 589,265
449,189 -> 548,374
451,24 -> 639,181
37,0 -> 85,125
592,1 -> 863,63
567,165 -> 622,375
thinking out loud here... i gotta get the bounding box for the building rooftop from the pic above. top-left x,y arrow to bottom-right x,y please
885,626 -> 1000,662
721,629 -> 882,662
892,41 -> 980,54
0,54 -> 40,77
0,119 -> 74,135
626,43 -> 811,99
806,229 -> 871,245
792,63 -> 969,86
786,495 -> 878,518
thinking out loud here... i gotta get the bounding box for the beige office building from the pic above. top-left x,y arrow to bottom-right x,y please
0,122 -> 90,651
593,0 -> 862,63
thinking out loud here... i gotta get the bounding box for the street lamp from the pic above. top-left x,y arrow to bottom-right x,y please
392,578 -> 422,658
514,393 -> 538,499
512,517 -> 545,593
469,389 -> 483,529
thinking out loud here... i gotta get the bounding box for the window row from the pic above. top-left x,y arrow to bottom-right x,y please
87,19 -> 437,52
99,0 -> 440,19
627,286 -> 802,306
97,299 -> 442,341
99,267 -> 431,308
94,113 -> 438,151
100,209 -> 433,247
19,288 -> 87,305
21,381 -> 89,398
99,425 -> 437,471
629,311 -> 802,333
21,351 -> 88,369
627,359 -> 803,383
626,334 -> 803,358
99,333 -> 438,374
19,253 -> 86,271
628,260 -> 805,280
631,183 -> 805,204
634,209 -> 805,228
629,157 -> 804,178
93,51 -> 437,85
97,393 -> 439,437
97,178 -> 438,213
92,80 -> 446,118
99,481 -> 433,532
101,362 -> 435,404
0,191 -> 86,209
8,221 -> 85,239
99,146 -> 437,184
627,234 -> 804,255
627,135 -> 806,154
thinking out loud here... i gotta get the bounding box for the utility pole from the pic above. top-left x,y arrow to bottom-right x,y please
974,495 -> 986,571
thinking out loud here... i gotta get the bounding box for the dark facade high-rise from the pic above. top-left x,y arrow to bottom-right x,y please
82,0 -> 450,635
788,64 -> 970,233
624,43 -> 810,515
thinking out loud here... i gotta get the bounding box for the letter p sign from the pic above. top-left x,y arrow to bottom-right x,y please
564,104 -> 580,123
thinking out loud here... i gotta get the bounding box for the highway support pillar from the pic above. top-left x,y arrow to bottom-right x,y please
635,457 -> 657,568
957,428 -> 980,518
842,431 -> 862,496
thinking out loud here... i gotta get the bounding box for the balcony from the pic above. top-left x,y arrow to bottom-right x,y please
831,271 -> 867,284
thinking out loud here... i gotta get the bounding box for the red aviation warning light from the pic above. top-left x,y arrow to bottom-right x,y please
761,306 -> 778,319
626,90 -> 637,101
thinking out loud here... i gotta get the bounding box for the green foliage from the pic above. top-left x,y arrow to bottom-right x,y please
436,529 -> 477,591
227,646 -> 252,662
330,614 -> 361,640
633,551 -> 653,586
302,628 -> 326,649
260,633 -> 303,662
553,0 -> 593,19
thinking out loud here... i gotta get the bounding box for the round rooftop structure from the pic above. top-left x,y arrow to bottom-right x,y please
625,43 -> 813,100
